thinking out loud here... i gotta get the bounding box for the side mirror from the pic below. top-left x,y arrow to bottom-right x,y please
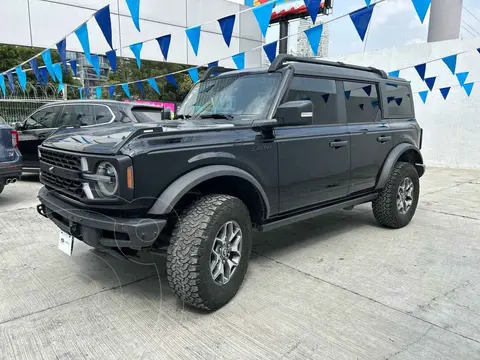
274,100 -> 313,126
14,122 -> 23,130
162,108 -> 172,120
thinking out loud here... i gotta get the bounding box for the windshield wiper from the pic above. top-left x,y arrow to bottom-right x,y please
199,113 -> 234,120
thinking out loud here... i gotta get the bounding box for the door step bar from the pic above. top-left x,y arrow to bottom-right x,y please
258,193 -> 378,232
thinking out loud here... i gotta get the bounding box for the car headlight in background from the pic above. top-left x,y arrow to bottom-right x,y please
95,161 -> 118,197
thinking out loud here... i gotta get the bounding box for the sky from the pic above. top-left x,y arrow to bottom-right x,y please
265,0 -> 480,58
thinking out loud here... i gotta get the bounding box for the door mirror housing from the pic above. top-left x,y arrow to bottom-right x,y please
274,100 -> 313,126
13,122 -> 23,130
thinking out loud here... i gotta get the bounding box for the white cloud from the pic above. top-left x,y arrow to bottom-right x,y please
371,0 -> 417,29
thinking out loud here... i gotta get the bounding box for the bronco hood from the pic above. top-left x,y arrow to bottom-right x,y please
41,121 -> 235,155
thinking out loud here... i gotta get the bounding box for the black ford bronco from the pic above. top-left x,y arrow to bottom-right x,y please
37,55 -> 425,311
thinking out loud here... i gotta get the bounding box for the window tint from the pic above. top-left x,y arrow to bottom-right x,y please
58,105 -> 96,127
24,107 -> 60,129
94,105 -> 114,124
385,83 -> 414,117
284,77 -> 338,125
344,82 -> 381,123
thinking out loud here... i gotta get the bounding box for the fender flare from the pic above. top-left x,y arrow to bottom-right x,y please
147,165 -> 271,217
375,143 -> 424,190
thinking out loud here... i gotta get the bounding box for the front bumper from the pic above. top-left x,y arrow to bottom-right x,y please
37,187 -> 166,250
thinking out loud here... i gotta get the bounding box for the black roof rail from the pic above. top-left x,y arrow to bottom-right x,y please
268,54 -> 388,79
200,66 -> 233,82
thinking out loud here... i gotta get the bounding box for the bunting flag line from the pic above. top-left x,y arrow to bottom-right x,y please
304,0 -> 322,24
6,71 -> 14,92
232,53 -> 245,70
95,5 -> 113,49
187,68 -> 199,83
108,85 -> 115,98
53,63 -> 63,84
57,84 -> 64,94
75,23 -> 91,63
96,87 -> 102,99
456,72 -> 469,87
129,42 -> 143,68
125,0 -> 141,31
186,26 -> 201,56
40,68 -> 48,85
69,59 -> 77,76
218,15 -> 236,47
411,0 -> 431,24
425,77 -> 436,91
349,4 -> 375,41
442,55 -> 457,75
440,87 -> 451,100
41,50 -> 56,81
90,55 -> 100,76
56,39 -> 67,69
415,63 -> 426,80
418,90 -> 428,104
264,41 -> 278,63
106,50 -> 117,73
304,24 -> 323,56
121,83 -> 131,98
16,66 -> 27,92
135,81 -> 145,98
365,0 -> 371,6
29,58 -> 41,83
0,74 -> 5,97
463,82 -> 474,97
79,87 -> 83,100
156,35 -> 171,60
165,74 -> 178,88
362,85 -> 372,96
388,70 -> 400,77
147,78 -> 160,95
345,90 -> 351,100
252,1 -> 274,37
208,61 -> 219,68
85,87 -> 90,98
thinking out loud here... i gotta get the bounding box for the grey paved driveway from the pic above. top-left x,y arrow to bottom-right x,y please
0,168 -> 479,359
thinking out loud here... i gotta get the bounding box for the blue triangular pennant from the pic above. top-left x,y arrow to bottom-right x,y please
85,87 -> 90,98
304,24 -> 323,56
425,76 -> 436,91
29,58 -> 41,83
263,41 -> 277,63
387,96 -> 395,103
53,63 -> 63,84
345,90 -> 351,100
362,85 -> 372,96
359,104 -> 365,110
90,55 -> 100,76
121,83 -> 131,98
75,23 -> 91,62
395,98 -> 403,106
232,53 -> 245,70
388,70 -> 400,77
418,90 -> 428,104
41,49 -> 56,81
0,75 -> 5,97
125,0 -> 141,31
57,84 -> 64,94
186,26 -> 201,56
108,85 -> 115,99
245,0 -> 254,5
253,1 -> 274,37
16,66 -> 27,92
165,74 -> 178,88
463,82 -> 474,97
349,4 -> 375,41
6,71 -> 14,92
156,35 -> 171,60
411,0 -> 431,23
371,100 -> 378,108
78,87 -> 83,99
303,0 -> 322,24
40,68 -> 48,85
187,68 -> 199,83
147,78 -> 160,95
96,87 -> 102,99
365,0 -> 371,5
440,87 -> 450,100
208,61 -> 219,68
135,81 -> 145,98
442,55 -> 457,75
415,63 -> 426,80
56,39 -> 67,69
456,72 -> 469,87
105,50 -> 116,72
95,5 -> 113,49
321,94 -> 330,103
69,59 -> 77,76
129,42 -> 143,68
218,15 -> 235,47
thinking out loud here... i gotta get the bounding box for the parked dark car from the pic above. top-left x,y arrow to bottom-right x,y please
0,115 -> 22,195
37,55 -> 425,311
15,100 -> 171,173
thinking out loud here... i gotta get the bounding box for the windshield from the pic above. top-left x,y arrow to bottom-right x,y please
0,115 -> 5,124
177,72 -> 282,121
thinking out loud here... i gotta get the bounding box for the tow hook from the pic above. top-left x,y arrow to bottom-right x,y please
37,204 -> 47,218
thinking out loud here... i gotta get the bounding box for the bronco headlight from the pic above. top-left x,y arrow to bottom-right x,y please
95,161 -> 118,197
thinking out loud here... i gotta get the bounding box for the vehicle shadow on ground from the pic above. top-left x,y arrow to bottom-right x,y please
19,173 -> 40,182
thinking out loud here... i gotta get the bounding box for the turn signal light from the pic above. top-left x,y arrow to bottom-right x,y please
127,166 -> 134,189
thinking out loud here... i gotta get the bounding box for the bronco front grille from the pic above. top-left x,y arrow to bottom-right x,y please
41,171 -> 84,197
39,148 -> 82,171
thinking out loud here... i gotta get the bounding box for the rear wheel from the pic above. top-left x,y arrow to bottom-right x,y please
166,194 -> 252,311
372,162 -> 420,229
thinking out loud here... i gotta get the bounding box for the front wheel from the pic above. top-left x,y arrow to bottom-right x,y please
166,194 -> 252,311
372,162 -> 420,229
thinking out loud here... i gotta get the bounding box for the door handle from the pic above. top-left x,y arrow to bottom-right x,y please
377,135 -> 392,143
329,140 -> 349,149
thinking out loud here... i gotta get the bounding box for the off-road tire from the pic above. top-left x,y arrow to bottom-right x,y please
166,194 -> 252,311
0,184 -> 4,195
372,162 -> 420,229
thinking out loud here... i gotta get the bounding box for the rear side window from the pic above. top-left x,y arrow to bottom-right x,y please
385,83 -> 414,117
284,77 -> 339,125
58,105 -> 96,127
93,105 -> 114,124
344,82 -> 381,123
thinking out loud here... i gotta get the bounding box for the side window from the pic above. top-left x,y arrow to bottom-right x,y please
24,107 -> 59,130
344,82 -> 381,123
284,77 -> 338,125
58,105 -> 95,127
94,106 -> 114,124
385,83 -> 414,117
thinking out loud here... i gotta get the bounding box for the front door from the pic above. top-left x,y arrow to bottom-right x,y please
276,76 -> 350,213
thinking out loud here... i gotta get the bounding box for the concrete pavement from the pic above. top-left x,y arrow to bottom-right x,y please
0,168 -> 479,359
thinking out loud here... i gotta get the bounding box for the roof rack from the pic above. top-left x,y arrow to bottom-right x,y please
268,54 -> 388,79
201,66 -> 234,82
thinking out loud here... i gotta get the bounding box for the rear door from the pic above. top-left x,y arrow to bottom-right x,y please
343,81 -> 394,195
